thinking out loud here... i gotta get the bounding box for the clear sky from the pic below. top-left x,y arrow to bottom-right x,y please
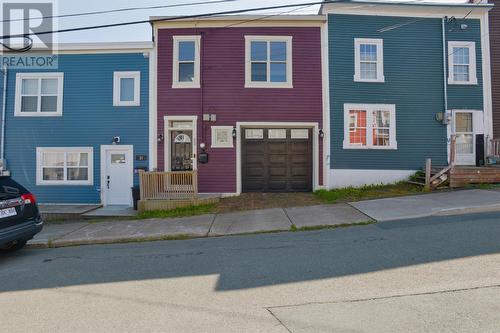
32,0 -> 466,43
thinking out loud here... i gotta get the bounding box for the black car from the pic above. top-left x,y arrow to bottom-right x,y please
0,176 -> 43,252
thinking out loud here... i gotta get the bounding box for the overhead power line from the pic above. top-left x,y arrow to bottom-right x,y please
0,0 -> 240,23
0,0 -> 330,39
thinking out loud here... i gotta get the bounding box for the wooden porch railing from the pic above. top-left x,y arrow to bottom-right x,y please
424,135 -> 456,191
486,138 -> 500,159
139,171 -> 198,200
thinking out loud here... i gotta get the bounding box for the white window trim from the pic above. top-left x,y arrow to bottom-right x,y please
354,38 -> 385,83
211,126 -> 234,148
343,103 -> 397,150
172,35 -> 201,89
36,147 -> 94,186
14,72 -> 64,117
244,35 -> 293,89
113,71 -> 141,106
448,41 -> 478,85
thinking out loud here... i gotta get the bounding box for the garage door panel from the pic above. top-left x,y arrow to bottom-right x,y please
291,154 -> 310,164
290,143 -> 309,153
268,180 -> 287,191
268,142 -> 287,153
245,179 -> 266,191
245,143 -> 265,154
242,128 -> 312,192
291,166 -> 308,177
290,180 -> 309,191
246,167 -> 266,177
269,154 -> 287,164
269,167 -> 286,177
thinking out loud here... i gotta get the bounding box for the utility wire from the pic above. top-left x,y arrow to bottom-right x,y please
0,0 -> 240,23
0,1 -> 331,39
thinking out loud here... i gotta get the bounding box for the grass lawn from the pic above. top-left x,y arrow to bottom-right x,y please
134,203 -> 218,220
314,182 -> 424,203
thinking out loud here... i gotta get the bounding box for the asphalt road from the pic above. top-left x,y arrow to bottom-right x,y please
1,211 -> 500,332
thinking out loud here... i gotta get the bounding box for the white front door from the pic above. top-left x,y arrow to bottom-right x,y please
453,111 -> 475,166
102,146 -> 133,206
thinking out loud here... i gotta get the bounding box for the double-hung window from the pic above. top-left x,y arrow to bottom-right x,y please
245,36 -> 293,88
343,104 -> 397,149
172,36 -> 201,88
36,147 -> 93,185
448,41 -> 477,85
113,71 -> 140,106
15,73 -> 64,116
354,38 -> 384,83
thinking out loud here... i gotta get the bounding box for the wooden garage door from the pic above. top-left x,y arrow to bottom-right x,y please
242,128 -> 313,192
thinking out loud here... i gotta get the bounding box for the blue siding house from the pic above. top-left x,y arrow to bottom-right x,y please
321,1 -> 493,188
0,43 -> 153,205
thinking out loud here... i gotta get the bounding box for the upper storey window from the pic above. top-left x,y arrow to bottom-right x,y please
172,36 -> 201,88
245,36 -> 293,88
354,38 -> 384,83
15,73 -> 64,117
448,41 -> 477,85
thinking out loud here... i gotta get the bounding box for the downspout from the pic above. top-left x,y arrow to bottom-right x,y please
442,17 -> 448,113
1,64 -> 7,165
442,17 -> 451,165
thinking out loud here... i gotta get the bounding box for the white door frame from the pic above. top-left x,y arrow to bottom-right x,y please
236,122 -> 320,195
164,115 -> 198,171
100,145 -> 134,206
449,110 -> 484,166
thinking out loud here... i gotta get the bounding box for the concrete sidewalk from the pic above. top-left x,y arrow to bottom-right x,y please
29,203 -> 371,248
351,189 -> 500,222
29,189 -> 500,248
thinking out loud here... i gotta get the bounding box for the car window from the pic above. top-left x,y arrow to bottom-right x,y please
0,178 -> 27,199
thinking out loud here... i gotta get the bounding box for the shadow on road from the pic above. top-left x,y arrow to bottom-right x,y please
1,211 -> 500,293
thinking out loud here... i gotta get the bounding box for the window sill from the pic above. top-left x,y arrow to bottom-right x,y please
172,83 -> 201,89
211,144 -> 234,149
447,78 -> 478,85
353,76 -> 385,83
343,143 -> 398,150
36,181 -> 93,186
113,102 -> 141,107
244,83 -> 293,89
14,112 -> 62,117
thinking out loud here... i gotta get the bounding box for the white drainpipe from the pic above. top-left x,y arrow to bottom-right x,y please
442,17 -> 448,113
1,64 -> 7,166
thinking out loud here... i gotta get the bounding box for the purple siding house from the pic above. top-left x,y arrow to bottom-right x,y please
152,16 -> 327,195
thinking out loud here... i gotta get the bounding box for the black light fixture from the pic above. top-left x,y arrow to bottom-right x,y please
319,129 -> 325,138
232,126 -> 237,138
157,134 -> 164,143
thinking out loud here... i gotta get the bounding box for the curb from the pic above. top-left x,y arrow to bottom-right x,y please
26,221 -> 374,249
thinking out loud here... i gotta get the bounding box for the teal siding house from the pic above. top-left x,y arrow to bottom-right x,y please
321,1 -> 493,188
0,43 -> 153,205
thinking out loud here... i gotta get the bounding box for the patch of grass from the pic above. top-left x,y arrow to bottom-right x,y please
134,203 -> 217,220
314,182 -> 423,204
294,220 -> 375,232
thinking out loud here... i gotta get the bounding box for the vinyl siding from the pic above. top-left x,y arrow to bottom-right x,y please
3,53 -> 149,203
157,27 -> 324,193
328,14 -> 483,170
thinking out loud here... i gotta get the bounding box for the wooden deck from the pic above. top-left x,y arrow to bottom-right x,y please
450,166 -> 500,188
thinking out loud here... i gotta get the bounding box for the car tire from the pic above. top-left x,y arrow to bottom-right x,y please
2,240 -> 27,252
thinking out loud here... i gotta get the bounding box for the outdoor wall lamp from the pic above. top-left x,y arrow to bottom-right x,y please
232,127 -> 237,138
157,134 -> 164,143
319,129 -> 325,138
